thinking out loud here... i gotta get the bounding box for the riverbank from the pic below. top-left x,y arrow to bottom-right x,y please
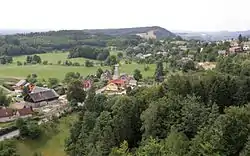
16,113 -> 77,156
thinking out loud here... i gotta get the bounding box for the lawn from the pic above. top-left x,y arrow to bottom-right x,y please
16,113 -> 78,156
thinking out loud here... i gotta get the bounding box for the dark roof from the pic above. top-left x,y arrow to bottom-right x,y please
17,108 -> 33,116
0,108 -> 14,118
28,89 -> 59,103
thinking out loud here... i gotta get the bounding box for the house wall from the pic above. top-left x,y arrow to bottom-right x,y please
15,112 -> 32,119
25,100 -> 59,108
18,114 -> 32,119
0,117 -> 14,123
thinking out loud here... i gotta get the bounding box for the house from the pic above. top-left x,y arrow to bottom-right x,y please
136,53 -> 143,59
14,79 -> 27,90
24,88 -> 59,108
229,46 -> 243,53
179,46 -> 188,51
16,107 -> 33,118
243,45 -> 250,51
83,80 -> 92,90
156,51 -> 168,56
109,79 -> 126,87
230,41 -> 239,47
218,50 -> 227,55
142,54 -> 152,59
120,73 -> 129,81
0,108 -> 14,122
31,86 -> 49,93
129,79 -> 137,87
105,83 -> 119,92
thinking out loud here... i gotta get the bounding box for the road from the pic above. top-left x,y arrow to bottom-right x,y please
0,130 -> 20,141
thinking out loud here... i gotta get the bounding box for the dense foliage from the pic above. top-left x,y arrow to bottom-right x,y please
16,118 -> 42,140
65,59 -> 250,156
0,89 -> 11,107
68,46 -> 110,60
0,140 -> 19,156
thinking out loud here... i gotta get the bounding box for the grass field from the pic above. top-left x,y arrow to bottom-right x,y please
16,113 -> 77,156
0,52 -> 155,80
13,51 -> 97,64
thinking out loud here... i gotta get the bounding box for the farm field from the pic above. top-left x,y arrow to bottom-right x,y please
0,52 -> 155,80
16,113 -> 77,156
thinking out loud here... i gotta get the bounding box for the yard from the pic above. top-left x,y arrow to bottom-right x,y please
16,113 -> 77,156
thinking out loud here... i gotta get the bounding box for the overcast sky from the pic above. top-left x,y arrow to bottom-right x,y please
1,0 -> 250,32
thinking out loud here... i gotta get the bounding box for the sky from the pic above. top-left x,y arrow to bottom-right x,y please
1,0 -> 250,32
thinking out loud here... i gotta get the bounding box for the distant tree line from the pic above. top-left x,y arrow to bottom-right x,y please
0,55 -> 13,64
68,46 -> 110,61
0,30 -> 116,57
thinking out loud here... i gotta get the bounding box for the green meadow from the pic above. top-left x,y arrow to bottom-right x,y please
0,52 -> 155,80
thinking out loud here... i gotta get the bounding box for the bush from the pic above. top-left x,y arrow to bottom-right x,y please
85,60 -> 94,67
57,60 -> 62,65
3,83 -> 14,91
17,61 -> 22,66
42,60 -> 48,65
73,62 -> 80,66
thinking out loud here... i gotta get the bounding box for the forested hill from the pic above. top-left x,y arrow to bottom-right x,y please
0,30 -> 119,56
83,26 -> 176,39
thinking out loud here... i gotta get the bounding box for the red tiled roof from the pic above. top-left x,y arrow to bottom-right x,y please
17,108 -> 33,116
109,79 -> 125,85
0,108 -> 14,118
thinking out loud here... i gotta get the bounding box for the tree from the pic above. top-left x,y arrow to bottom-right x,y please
47,78 -> 59,88
64,72 -> 81,84
17,61 -> 22,66
238,34 -> 243,43
0,89 -> 11,107
67,79 -> 86,103
189,105 -> 250,156
22,86 -> 30,97
154,61 -> 164,82
57,60 -> 62,65
33,55 -> 42,64
0,140 -> 19,156
91,111 -> 116,155
110,141 -> 132,156
133,69 -> 142,81
96,68 -> 104,79
105,55 -> 118,66
117,52 -> 123,59
42,60 -> 48,65
16,118 -> 41,139
85,60 -> 94,67
26,56 -> 32,63
182,60 -> 195,72
111,96 -> 140,147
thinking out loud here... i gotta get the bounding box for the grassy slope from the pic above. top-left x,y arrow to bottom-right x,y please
0,52 -> 155,80
16,114 -> 77,156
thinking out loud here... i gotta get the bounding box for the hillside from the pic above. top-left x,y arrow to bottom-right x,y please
83,26 -> 176,39
176,30 -> 250,41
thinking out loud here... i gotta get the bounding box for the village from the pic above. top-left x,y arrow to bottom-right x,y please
0,64 -> 139,128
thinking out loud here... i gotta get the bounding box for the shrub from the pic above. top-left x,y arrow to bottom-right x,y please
3,83 -> 14,91
17,61 -> 22,66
